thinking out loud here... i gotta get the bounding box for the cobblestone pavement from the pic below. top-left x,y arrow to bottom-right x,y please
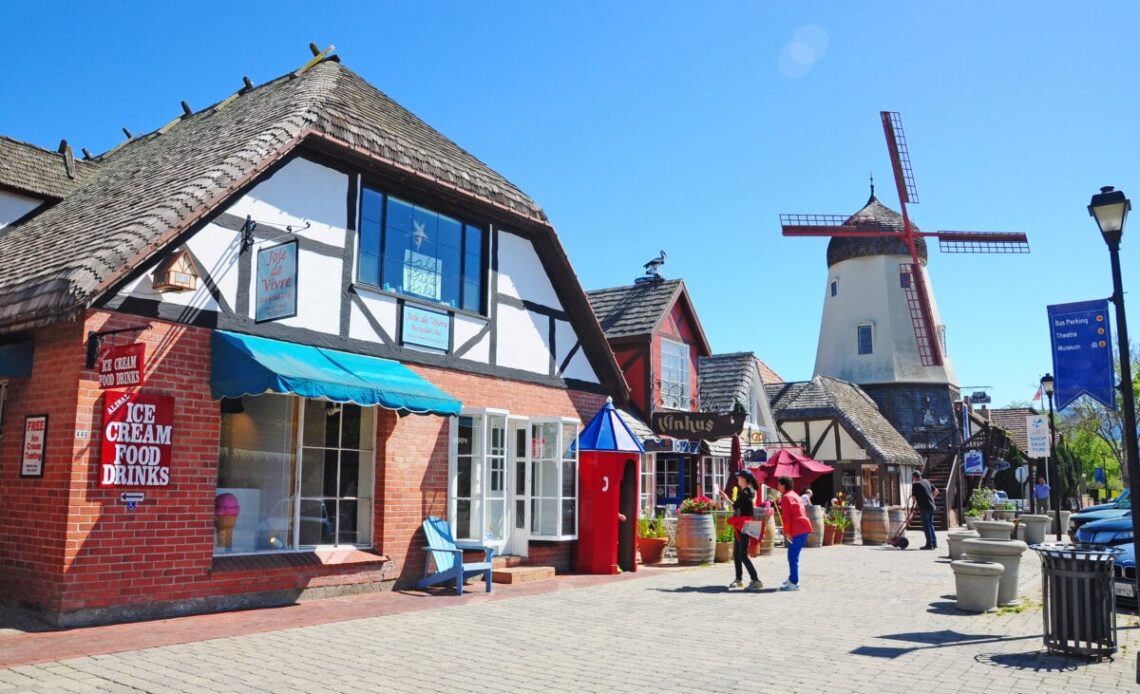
2,536 -> 1137,693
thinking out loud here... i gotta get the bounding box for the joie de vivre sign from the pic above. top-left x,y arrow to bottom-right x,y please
255,240 -> 298,322
100,391 -> 174,487
97,343 -> 145,389
1047,299 -> 1115,410
402,304 -> 450,351
651,411 -> 745,441
1025,414 -> 1050,458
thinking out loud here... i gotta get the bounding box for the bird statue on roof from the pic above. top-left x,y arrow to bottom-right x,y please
643,250 -> 667,277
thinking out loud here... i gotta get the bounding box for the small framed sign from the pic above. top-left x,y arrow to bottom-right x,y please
402,304 -> 451,352
21,414 -> 47,478
255,240 -> 298,323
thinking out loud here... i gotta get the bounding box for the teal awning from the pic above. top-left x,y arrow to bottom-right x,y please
210,330 -> 461,416
0,341 -> 33,378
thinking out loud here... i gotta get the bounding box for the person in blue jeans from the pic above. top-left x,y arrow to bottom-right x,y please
777,476 -> 813,590
911,471 -> 939,550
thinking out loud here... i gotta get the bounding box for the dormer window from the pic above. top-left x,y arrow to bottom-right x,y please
152,250 -> 198,292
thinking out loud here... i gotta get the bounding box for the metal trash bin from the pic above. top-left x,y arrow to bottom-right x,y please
1030,543 -> 1124,660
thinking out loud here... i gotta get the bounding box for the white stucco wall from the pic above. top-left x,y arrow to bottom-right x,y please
496,304 -> 551,374
0,190 -> 42,229
453,313 -> 490,363
814,255 -> 957,386
350,288 -> 398,342
496,230 -> 561,307
226,157 -> 349,247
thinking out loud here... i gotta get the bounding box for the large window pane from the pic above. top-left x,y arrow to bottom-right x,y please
561,499 -> 576,536
299,499 -> 334,545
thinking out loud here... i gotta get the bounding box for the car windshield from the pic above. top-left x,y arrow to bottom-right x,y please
1116,489 -> 1132,509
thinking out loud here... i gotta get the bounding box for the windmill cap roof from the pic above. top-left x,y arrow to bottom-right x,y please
827,193 -> 928,267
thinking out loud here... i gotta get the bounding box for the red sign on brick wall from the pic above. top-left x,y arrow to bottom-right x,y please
100,391 -> 174,487
98,344 -> 145,389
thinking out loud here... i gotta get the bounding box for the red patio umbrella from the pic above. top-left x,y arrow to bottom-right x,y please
725,434 -> 744,494
748,447 -> 834,493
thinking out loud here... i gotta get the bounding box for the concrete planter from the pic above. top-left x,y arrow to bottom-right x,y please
951,560 -> 1005,612
947,529 -> 980,560
961,538 -> 1029,606
973,520 -> 1014,540
1018,514 -> 1050,545
1046,510 -> 1072,533
963,515 -> 981,531
992,509 -> 1015,521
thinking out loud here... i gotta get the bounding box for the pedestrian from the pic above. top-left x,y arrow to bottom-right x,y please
800,488 -> 814,507
912,471 -> 939,550
720,470 -> 763,592
777,476 -> 813,591
1034,476 -> 1051,513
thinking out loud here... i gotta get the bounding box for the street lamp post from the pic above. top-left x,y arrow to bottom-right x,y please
1088,186 -> 1140,584
1040,374 -> 1061,540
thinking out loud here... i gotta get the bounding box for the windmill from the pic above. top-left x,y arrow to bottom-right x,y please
780,112 -> 1030,368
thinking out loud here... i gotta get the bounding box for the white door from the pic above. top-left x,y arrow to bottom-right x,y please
505,419 -> 530,557
484,415 -> 508,554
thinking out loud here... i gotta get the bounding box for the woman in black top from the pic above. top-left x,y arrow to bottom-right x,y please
720,470 -> 763,591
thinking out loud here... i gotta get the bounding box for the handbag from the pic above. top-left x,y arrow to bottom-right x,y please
741,520 -> 763,539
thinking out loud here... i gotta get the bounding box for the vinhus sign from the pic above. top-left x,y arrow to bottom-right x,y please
651,411 -> 745,440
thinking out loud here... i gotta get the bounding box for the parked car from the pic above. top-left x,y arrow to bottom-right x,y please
1074,513 -> 1133,546
1083,488 -> 1131,515
1069,491 -> 1131,539
1114,543 -> 1136,610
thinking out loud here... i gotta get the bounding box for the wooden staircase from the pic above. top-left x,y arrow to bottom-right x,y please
464,553 -> 556,585
909,454 -> 954,532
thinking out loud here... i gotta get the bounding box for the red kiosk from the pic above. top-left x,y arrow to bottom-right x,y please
576,397 -> 644,574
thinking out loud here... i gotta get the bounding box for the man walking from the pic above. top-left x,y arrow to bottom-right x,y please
1034,476 -> 1051,513
911,471 -> 939,550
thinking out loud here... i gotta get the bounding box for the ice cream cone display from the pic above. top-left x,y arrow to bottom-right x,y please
214,493 -> 240,549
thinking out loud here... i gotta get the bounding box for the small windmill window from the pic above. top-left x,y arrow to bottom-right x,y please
830,280 -> 838,297
857,324 -> 873,355
900,272 -> 912,289
152,250 -> 199,292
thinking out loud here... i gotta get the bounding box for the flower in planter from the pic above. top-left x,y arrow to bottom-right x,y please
678,496 -> 717,514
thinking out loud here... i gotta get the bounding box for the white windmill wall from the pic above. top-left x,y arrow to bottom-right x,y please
813,254 -> 957,387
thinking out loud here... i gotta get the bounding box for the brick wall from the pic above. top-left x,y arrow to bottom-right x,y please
1,310 -> 608,624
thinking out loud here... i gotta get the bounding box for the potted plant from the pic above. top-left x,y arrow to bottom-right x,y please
676,496 -> 717,564
964,507 -> 983,531
965,487 -> 994,528
637,512 -> 668,565
822,518 -> 837,546
715,522 -> 734,562
830,507 -> 851,545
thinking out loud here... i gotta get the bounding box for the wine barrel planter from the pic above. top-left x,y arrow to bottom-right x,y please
861,507 -> 890,545
675,513 -> 716,565
805,505 -> 824,548
755,506 -> 776,555
842,508 -> 862,544
888,507 -> 907,538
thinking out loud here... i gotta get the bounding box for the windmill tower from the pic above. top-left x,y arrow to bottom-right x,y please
780,112 -> 1029,451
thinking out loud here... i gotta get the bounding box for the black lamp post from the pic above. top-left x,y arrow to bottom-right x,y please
1088,186 -> 1140,575
1040,373 -> 1061,540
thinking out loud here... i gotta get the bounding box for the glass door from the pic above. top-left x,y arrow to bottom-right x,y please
484,415 -> 508,549
506,418 -> 530,557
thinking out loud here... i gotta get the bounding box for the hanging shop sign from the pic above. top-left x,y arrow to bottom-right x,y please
1025,415 -> 1050,458
963,449 -> 984,476
100,391 -> 174,487
1047,299 -> 1115,410
651,411 -> 745,440
402,304 -> 450,352
20,414 -> 47,478
255,240 -> 298,322
97,343 -> 145,389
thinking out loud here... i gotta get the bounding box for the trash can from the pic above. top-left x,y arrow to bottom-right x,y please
1030,543 -> 1124,660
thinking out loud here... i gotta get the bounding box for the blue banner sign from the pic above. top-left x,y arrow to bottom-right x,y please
1047,299 -> 1116,410
255,241 -> 298,322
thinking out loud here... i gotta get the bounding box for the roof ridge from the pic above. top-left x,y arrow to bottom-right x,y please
585,277 -> 683,294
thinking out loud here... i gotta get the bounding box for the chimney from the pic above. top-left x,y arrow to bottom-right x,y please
979,404 -> 990,421
57,139 -> 76,179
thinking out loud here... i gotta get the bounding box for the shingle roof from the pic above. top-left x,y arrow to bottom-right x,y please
756,358 -> 783,385
699,352 -> 756,414
0,135 -> 98,200
985,406 -> 1039,453
827,192 -> 928,267
765,375 -> 923,466
586,279 -> 683,339
615,408 -> 655,440
0,59 -> 545,331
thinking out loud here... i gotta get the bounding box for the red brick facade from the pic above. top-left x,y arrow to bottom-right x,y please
0,310 -> 604,625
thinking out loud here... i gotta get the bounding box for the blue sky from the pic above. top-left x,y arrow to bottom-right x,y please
4,2 -> 1140,408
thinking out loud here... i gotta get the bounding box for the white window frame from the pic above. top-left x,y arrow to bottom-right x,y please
857,323 -> 874,355
528,416 -> 580,541
639,453 -> 655,516
449,408 -> 509,543
700,456 -> 728,498
660,338 -> 690,410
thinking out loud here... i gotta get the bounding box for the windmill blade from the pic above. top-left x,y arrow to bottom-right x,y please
780,213 -> 904,238
899,262 -> 944,367
881,111 -> 920,205
934,231 -> 1030,254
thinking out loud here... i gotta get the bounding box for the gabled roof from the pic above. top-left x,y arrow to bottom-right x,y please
756,358 -> 783,385
699,352 -> 757,414
766,375 -> 922,466
0,58 -> 545,332
984,406 -> 1039,453
586,278 -> 712,355
0,135 -> 98,200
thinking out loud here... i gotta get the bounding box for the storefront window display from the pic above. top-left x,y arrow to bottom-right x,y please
215,395 -> 375,555
700,457 -> 728,497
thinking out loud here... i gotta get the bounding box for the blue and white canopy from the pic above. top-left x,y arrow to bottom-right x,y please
578,397 -> 645,453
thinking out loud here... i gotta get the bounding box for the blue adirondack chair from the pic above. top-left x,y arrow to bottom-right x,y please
416,516 -> 494,595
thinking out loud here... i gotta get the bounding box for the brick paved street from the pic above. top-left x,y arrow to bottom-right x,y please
1,535 -> 1137,693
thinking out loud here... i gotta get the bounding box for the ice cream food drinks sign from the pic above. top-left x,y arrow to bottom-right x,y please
98,343 -> 145,389
101,391 -> 174,486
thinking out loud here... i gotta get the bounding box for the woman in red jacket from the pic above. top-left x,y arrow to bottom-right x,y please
778,476 -> 813,591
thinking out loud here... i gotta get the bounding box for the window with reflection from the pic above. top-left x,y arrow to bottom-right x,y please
358,188 -> 484,313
